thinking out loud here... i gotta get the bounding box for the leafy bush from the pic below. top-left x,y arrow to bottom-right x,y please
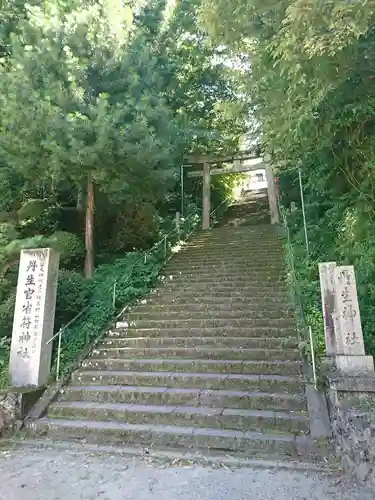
280,165 -> 375,361
0,277 -> 13,303
0,292 -> 16,339
53,253 -> 164,377
53,231 -> 85,268
51,212 -> 200,378
0,336 -> 10,390
55,270 -> 92,330
108,202 -> 159,253
0,293 -> 14,389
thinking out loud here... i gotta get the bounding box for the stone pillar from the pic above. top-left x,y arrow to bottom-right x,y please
319,262 -> 337,357
326,375 -> 375,485
333,265 -> 373,373
202,162 -> 210,230
9,248 -> 60,388
175,211 -> 181,239
264,155 -> 279,224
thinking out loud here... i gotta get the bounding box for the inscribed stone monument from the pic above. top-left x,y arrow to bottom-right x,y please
318,262 -> 337,356
333,265 -> 373,373
9,248 -> 60,387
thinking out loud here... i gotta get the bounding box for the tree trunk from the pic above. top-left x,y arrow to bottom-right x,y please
84,173 -> 94,278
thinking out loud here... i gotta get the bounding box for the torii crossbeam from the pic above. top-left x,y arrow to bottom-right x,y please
182,151 -> 279,229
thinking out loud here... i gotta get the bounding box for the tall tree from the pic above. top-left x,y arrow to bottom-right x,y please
0,0 -> 183,277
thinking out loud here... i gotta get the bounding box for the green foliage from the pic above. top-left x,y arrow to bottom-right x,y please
52,211 -> 200,378
0,0 -> 245,387
0,336 -> 10,390
55,270 -> 92,330
17,199 -> 49,221
0,292 -> 16,338
108,202 -> 159,253
200,0 -> 375,359
53,231 -> 85,267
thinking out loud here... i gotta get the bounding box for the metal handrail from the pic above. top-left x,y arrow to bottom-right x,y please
47,209 -> 201,381
111,210 -> 199,309
47,198 -> 230,382
46,305 -> 90,381
279,204 -> 317,387
210,195 -> 232,218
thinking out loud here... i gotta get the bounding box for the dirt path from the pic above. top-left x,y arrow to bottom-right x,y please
1,447 -> 373,500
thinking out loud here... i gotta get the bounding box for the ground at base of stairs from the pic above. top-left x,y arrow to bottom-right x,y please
0,446 -> 373,500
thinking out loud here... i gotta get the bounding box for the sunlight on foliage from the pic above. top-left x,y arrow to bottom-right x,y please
0,0 -> 247,387
200,0 -> 375,358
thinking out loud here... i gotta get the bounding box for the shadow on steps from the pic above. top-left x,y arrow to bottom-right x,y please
217,190 -> 270,227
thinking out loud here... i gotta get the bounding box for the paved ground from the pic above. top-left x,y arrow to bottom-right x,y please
0,447 -> 373,500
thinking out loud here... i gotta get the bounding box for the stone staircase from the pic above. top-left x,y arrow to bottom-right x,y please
26,197 -> 330,463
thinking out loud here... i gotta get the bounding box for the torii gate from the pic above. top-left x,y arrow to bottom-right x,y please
183,151 -> 279,229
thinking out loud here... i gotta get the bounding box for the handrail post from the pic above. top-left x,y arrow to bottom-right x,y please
298,168 -> 309,256
112,281 -> 117,311
308,326 -> 317,388
47,209 -> 201,382
280,200 -> 317,386
202,162 -> 210,229
56,328 -> 63,381
180,165 -> 184,217
175,211 -> 181,240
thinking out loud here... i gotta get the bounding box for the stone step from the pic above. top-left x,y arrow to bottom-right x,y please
100,336 -> 298,349
164,266 -> 285,275
153,284 -> 288,294
81,358 -> 302,376
89,346 -> 300,362
172,242 -> 282,251
71,370 -> 304,392
59,385 -> 307,412
26,419 -> 326,460
166,262 -> 284,270
135,297 -> 291,307
123,318 -> 295,329
109,326 -> 298,339
136,299 -> 291,309
193,228 -> 279,234
172,255 -> 284,264
172,249 -> 283,257
178,236 -> 282,242
190,233 -> 282,240
162,270 -> 285,279
197,225 -> 277,234
168,261 -> 284,268
154,284 -> 286,293
48,401 -> 308,434
177,248 -> 284,257
154,281 -> 287,289
185,239 -> 282,246
169,259 -> 284,268
150,290 -> 288,301
22,205 -> 324,464
126,309 -> 293,320
159,271 -> 285,287
160,277 -> 286,285
149,291 -> 289,302
144,294 -> 290,305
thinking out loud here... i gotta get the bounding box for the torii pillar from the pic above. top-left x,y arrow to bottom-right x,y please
264,154 -> 279,224
202,162 -> 211,229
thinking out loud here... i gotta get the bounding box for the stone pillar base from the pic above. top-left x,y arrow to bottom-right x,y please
335,355 -> 374,374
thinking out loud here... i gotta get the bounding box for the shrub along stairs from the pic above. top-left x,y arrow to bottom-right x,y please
26,197 -> 330,463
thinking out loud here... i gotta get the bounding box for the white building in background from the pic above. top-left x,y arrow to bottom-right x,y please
241,168 -> 267,191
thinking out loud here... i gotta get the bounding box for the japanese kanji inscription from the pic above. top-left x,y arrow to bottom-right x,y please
9,248 -> 59,387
